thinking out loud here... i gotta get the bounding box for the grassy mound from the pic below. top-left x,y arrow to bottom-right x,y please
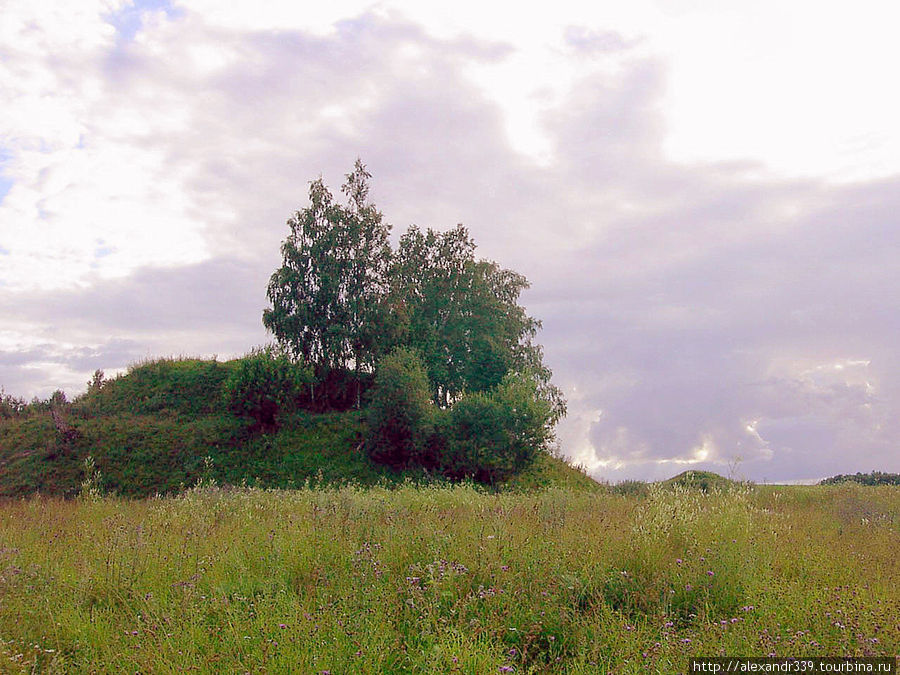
662,470 -> 739,492
0,357 -> 595,497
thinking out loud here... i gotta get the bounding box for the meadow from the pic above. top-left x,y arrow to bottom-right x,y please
0,481 -> 897,673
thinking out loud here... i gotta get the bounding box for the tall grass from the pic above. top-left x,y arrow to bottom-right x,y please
0,483 -> 896,673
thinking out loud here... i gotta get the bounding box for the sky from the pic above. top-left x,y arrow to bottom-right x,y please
2,0 -> 899,483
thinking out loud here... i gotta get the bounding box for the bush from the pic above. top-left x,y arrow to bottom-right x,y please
366,348 -> 434,468
0,389 -> 26,419
223,346 -> 312,430
443,373 -> 552,484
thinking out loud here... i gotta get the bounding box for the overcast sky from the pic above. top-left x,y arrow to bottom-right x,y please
2,0 -> 899,483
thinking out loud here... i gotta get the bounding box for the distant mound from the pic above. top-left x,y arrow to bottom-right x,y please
662,470 -> 740,492
0,357 -> 596,498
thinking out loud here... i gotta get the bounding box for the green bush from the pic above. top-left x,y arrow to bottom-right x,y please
223,346 -> 312,430
365,356 -> 555,483
444,373 -> 552,483
365,348 -> 434,468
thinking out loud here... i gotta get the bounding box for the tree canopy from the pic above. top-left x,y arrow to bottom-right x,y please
263,161 -> 566,477
263,160 -> 391,406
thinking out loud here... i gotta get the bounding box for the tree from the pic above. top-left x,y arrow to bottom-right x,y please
340,161 -> 394,406
365,348 -> 434,468
389,224 -> 565,420
263,161 -> 566,428
263,160 -> 391,406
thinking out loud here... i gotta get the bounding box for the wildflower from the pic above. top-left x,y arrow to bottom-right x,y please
501,565 -> 510,572
499,667 -> 514,673
706,570 -> 714,577
676,558 -> 683,565
279,624 -> 287,629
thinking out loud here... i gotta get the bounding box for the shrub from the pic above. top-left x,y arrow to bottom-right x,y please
0,389 -> 26,419
443,373 -> 552,484
365,348 -> 434,468
223,346 -> 312,430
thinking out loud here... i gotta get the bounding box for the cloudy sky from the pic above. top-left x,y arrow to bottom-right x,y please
2,0 -> 899,483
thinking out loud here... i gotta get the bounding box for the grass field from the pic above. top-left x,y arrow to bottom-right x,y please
0,482 -> 896,673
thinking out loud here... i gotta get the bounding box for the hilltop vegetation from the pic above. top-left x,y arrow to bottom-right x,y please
0,357 -> 594,498
1,160 -> 582,495
662,470 -> 743,493
261,161 -> 565,480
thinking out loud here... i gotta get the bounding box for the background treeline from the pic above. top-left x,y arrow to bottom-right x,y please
819,471 -> 900,486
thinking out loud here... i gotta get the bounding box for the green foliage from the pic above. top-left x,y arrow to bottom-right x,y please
390,226 -> 520,403
364,353 -> 556,483
365,348 -> 434,468
222,346 -> 312,430
443,373 -> 553,483
74,357 -> 234,417
263,162 -> 566,424
263,160 -> 392,407
663,470 -> 739,493
263,162 -> 568,483
611,479 -> 651,498
820,471 -> 900,486
1,357 -> 585,498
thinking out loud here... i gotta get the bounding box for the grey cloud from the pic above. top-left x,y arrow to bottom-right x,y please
0,258 -> 269,398
4,11 -> 898,481
2,258 -> 267,333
